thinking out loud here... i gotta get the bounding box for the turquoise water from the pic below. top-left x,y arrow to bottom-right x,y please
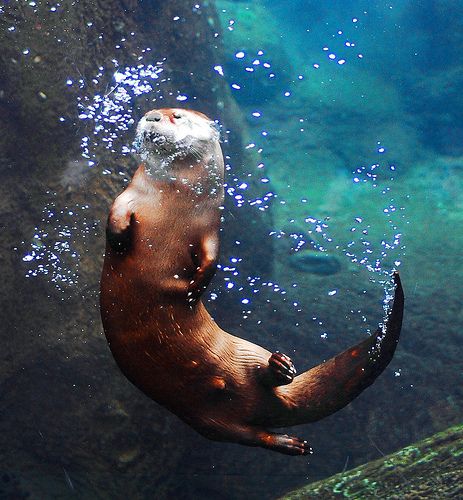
1,0 -> 462,498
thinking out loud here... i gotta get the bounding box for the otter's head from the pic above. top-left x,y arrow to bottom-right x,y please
135,108 -> 220,161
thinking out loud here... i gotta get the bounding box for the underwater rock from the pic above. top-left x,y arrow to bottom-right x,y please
405,66 -> 463,157
280,423 -> 463,499
0,472 -> 30,499
289,250 -> 341,276
117,447 -> 140,466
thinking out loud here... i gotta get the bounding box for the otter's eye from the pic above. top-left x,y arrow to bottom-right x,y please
173,112 -> 182,119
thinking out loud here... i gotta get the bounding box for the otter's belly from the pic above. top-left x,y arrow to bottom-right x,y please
107,330 -> 271,423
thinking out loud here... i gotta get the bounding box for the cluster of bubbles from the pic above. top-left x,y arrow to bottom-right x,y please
22,200 -> 98,292
77,61 -> 166,164
21,58 -> 168,288
229,49 -> 276,92
313,17 -> 365,69
347,162 -> 403,275
225,174 -> 274,212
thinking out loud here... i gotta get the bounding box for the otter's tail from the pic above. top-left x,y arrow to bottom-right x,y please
276,272 -> 404,427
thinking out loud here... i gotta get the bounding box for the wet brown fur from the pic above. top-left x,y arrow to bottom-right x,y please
100,108 -> 404,455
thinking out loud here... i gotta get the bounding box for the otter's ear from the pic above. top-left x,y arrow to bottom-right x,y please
210,120 -> 221,141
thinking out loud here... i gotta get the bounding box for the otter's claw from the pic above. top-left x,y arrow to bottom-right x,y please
268,352 -> 296,385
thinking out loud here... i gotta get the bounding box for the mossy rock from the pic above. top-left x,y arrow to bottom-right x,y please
280,424 -> 463,499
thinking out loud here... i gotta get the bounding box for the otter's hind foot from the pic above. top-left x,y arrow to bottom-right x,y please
262,433 -> 313,456
267,352 -> 296,386
201,423 -> 312,456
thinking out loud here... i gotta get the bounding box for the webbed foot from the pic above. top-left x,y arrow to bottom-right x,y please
204,424 -> 313,456
262,433 -> 313,456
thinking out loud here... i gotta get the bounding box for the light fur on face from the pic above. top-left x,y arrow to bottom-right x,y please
135,108 -> 220,163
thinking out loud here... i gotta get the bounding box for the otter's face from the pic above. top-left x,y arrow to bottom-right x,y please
135,108 -> 220,157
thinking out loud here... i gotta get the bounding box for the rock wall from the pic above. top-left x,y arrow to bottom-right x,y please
0,1 -> 274,498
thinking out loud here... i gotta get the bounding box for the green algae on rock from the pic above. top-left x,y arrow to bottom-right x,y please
280,424 -> 463,499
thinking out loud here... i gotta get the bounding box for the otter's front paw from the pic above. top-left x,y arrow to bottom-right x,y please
268,352 -> 296,385
106,211 -> 133,253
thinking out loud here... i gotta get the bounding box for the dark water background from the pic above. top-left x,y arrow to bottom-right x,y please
0,0 -> 462,498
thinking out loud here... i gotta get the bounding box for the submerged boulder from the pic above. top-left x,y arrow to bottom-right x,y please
289,251 -> 342,276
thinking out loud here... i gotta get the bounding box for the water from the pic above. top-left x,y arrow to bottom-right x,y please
1,1 -> 463,499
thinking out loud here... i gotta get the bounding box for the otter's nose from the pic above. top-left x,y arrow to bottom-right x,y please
145,111 -> 163,122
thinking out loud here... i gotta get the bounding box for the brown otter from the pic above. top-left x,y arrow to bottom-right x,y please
100,108 -> 404,456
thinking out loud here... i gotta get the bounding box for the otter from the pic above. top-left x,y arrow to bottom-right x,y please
100,108 -> 404,456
